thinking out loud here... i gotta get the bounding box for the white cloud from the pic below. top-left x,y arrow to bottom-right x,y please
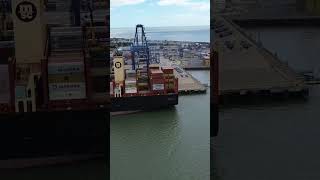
111,0 -> 146,7
157,0 -> 209,11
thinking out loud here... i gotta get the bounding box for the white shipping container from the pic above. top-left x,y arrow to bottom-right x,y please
48,62 -> 84,75
125,80 -> 136,84
0,65 -> 10,103
49,83 -> 86,92
125,88 -> 137,94
152,84 -> 164,91
49,83 -> 86,100
48,83 -> 86,100
49,91 -> 86,100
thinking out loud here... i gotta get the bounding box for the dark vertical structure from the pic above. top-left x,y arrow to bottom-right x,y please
212,50 -> 219,137
71,0 -> 80,26
211,1 -> 219,137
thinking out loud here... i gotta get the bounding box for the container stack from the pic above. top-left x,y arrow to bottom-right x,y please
136,68 -> 149,92
149,68 -> 165,93
48,54 -> 86,101
110,82 -> 114,96
124,70 -> 137,95
126,70 -> 136,80
125,80 -> 137,94
162,67 -> 175,92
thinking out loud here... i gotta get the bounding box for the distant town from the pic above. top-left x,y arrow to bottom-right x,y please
111,38 -> 210,70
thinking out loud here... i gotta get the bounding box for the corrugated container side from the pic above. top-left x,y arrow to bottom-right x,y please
49,91 -> 86,100
48,82 -> 86,100
48,74 -> 85,83
137,83 -> 149,87
0,65 -> 10,103
151,78 -> 164,84
48,62 -> 84,75
49,82 -> 86,92
152,84 -> 165,91
161,67 -> 174,74
125,87 -> 137,94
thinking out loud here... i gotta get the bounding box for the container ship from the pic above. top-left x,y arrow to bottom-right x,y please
0,0 -> 108,165
110,24 -> 179,112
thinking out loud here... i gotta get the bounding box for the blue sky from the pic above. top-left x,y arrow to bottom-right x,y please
111,0 -> 210,28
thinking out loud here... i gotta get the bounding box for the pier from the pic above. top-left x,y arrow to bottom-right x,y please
160,57 -> 207,94
214,16 -> 308,98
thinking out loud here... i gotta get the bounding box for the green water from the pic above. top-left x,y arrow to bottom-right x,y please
0,71 -> 209,180
111,70 -> 210,180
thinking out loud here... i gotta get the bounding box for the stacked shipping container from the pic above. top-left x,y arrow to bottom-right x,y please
136,68 -> 149,92
48,55 -> 86,100
149,68 -> 165,93
124,69 -> 137,95
162,67 -> 176,92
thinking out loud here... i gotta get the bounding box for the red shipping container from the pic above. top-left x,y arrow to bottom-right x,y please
150,69 -> 163,74
151,78 -> 164,84
161,67 -> 174,74
150,75 -> 163,79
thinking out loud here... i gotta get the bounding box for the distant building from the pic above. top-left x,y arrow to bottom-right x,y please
203,56 -> 210,67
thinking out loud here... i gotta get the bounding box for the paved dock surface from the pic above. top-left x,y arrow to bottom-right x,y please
214,16 -> 305,95
160,57 -> 206,93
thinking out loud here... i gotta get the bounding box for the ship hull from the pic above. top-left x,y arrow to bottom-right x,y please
0,110 -> 108,162
0,94 -> 178,165
111,93 -> 179,112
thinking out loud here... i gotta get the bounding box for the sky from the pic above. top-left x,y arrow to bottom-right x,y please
111,0 -> 210,28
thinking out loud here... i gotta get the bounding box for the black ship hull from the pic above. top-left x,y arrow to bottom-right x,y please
0,110 -> 108,167
111,93 -> 179,112
0,94 -> 178,167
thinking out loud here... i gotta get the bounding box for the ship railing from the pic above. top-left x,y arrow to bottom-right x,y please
15,72 -> 40,113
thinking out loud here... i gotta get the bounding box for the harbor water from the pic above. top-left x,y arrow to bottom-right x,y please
111,70 -> 210,180
214,26 -> 320,180
111,26 -> 210,43
111,26 -> 210,180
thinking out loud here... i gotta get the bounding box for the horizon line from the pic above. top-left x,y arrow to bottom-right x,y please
111,25 -> 210,29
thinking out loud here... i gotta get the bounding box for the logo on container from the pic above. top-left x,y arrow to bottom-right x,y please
16,1 -> 37,22
115,62 -> 122,69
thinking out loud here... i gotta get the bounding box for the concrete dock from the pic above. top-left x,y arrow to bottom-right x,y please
214,16 -> 307,96
160,57 -> 207,94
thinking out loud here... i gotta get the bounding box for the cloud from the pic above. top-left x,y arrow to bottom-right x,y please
111,0 -> 146,7
157,0 -> 209,11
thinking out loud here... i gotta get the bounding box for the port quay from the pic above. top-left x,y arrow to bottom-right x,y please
110,37 -> 210,95
213,1 -> 320,179
213,15 -> 309,101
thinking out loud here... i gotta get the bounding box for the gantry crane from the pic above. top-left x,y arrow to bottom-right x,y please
131,24 -> 150,70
